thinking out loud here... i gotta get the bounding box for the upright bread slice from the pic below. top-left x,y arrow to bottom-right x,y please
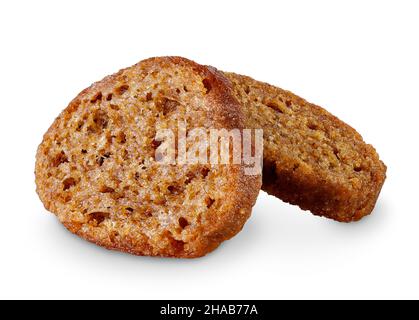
226,72 -> 386,222
35,57 -> 261,258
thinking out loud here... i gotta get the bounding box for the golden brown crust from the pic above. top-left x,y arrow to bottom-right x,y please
36,57 -> 261,258
225,72 -> 386,222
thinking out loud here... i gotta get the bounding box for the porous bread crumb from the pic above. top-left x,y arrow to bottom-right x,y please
226,72 -> 386,222
35,57 -> 261,258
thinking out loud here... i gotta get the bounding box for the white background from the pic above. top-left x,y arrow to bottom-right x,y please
0,0 -> 417,300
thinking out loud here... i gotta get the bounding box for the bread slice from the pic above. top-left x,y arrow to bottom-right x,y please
35,57 -> 261,258
226,72 -> 386,222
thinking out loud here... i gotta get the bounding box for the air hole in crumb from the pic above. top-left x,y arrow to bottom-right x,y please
115,84 -> 129,96
99,186 -> 115,193
165,232 -> 185,252
91,110 -> 109,130
163,99 -> 179,115
185,173 -> 194,185
329,163 -> 337,170
88,212 -> 110,225
201,167 -> 210,178
176,88 -> 181,94
206,198 -> 215,209
106,93 -> 113,101
333,148 -> 341,161
126,207 -> 134,213
109,104 -> 120,111
151,139 -> 162,149
156,97 -> 180,116
285,100 -> 292,107
183,85 -> 189,92
109,231 -> 119,243
265,101 -> 284,114
202,78 -> 212,94
178,217 -> 189,229
76,121 -> 84,131
116,132 -> 126,144
81,149 -> 87,154
173,239 -> 185,252
354,166 -> 363,172
122,149 -> 129,160
52,151 -> 68,167
146,92 -> 153,101
97,156 -> 106,166
144,211 -> 153,218
90,92 -> 103,103
168,185 -> 183,195
244,86 -> 251,95
307,122 -> 319,130
63,178 -> 76,191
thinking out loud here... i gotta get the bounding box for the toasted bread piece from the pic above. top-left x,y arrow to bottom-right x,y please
226,72 -> 386,222
35,57 -> 261,258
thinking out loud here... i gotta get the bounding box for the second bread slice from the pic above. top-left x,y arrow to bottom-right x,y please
226,72 -> 386,222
